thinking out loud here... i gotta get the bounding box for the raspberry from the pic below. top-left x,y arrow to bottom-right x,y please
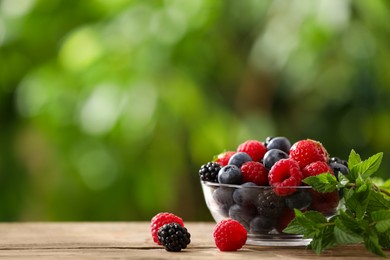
240,161 -> 268,185
268,158 -> 303,196
158,223 -> 191,251
309,190 -> 339,216
199,162 -> 221,183
276,209 -> 296,233
215,151 -> 236,166
237,140 -> 267,162
256,188 -> 286,219
289,139 -> 329,168
302,161 -> 334,179
150,212 -> 184,245
213,219 -> 247,251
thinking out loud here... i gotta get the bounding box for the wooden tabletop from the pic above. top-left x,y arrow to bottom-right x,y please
0,222 -> 385,259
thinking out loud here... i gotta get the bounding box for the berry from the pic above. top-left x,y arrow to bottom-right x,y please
302,161 -> 334,179
213,219 -> 247,251
256,188 -> 286,219
276,209 -> 296,233
249,216 -> 275,234
212,187 -> 234,217
329,157 -> 348,167
157,223 -> 191,252
289,139 -> 329,168
330,162 -> 349,178
228,152 -> 252,168
264,136 -> 274,146
215,151 -> 236,167
218,165 -> 242,184
268,159 -> 303,196
240,161 -> 268,185
285,189 -> 312,210
263,149 -> 289,171
199,162 -> 221,183
309,190 -> 339,216
229,204 -> 257,230
266,136 -> 291,154
233,182 -> 258,206
237,140 -> 267,162
151,212 -> 184,245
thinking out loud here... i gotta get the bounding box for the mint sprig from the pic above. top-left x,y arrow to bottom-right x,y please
284,150 -> 390,257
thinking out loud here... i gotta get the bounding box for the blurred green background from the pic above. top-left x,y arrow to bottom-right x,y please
1,0 -> 390,221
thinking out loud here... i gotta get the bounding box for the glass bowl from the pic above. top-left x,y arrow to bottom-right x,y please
201,181 -> 340,246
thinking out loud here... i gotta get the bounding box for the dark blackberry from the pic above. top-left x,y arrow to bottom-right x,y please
157,223 -> 191,252
199,162 -> 221,182
256,189 -> 286,219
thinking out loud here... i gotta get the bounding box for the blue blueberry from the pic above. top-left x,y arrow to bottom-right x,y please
266,136 -> 291,154
329,157 -> 348,167
233,182 -> 258,206
263,149 -> 289,171
212,187 -> 234,217
228,152 -> 252,168
249,216 -> 275,234
330,162 -> 349,178
218,165 -> 242,184
285,190 -> 312,210
229,204 -> 257,230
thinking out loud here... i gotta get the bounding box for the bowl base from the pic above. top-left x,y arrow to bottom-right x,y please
247,234 -> 311,247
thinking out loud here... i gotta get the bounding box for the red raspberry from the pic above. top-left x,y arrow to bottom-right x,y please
289,139 -> 329,168
150,212 -> 184,245
276,209 -> 296,233
215,151 -> 235,166
309,190 -> 339,216
302,161 -> 334,178
241,161 -> 268,185
213,219 -> 247,251
268,158 -> 303,196
237,140 -> 266,162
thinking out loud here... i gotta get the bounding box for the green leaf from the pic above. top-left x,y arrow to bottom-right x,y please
379,231 -> 390,249
367,190 -> 390,212
303,173 -> 338,193
334,218 -> 363,244
371,210 -> 390,233
283,210 -> 327,237
348,149 -> 361,170
345,186 -> 371,219
364,231 -> 387,257
356,152 -> 383,180
309,225 -> 337,255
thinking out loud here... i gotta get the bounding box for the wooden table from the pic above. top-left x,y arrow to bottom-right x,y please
0,222 -> 385,259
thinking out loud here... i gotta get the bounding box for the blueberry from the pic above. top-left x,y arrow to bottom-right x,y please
266,137 -> 291,154
229,204 -> 257,230
263,149 -> 289,171
228,152 -> 252,168
329,157 -> 348,167
212,187 -> 234,217
233,182 -> 258,206
285,190 -> 312,210
329,162 -> 349,178
250,216 -> 275,234
218,165 -> 242,184
265,136 -> 274,146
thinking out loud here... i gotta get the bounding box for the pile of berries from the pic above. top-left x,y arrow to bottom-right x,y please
199,137 -> 348,234
151,212 -> 247,252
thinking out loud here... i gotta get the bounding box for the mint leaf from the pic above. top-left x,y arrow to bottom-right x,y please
364,231 -> 387,257
283,210 -> 327,237
334,218 -> 363,244
348,149 -> 361,170
371,210 -> 390,233
356,152 -> 383,180
367,190 -> 390,212
303,173 -> 338,193
309,225 -> 337,255
345,186 -> 371,219
379,231 -> 390,249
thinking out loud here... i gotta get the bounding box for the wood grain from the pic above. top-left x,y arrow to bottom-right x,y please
0,222 -> 385,259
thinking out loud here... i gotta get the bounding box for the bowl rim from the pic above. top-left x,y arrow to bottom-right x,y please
200,180 -> 313,189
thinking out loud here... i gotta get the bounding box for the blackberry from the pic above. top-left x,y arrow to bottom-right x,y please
157,223 -> 191,252
199,162 -> 221,182
256,189 -> 286,219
